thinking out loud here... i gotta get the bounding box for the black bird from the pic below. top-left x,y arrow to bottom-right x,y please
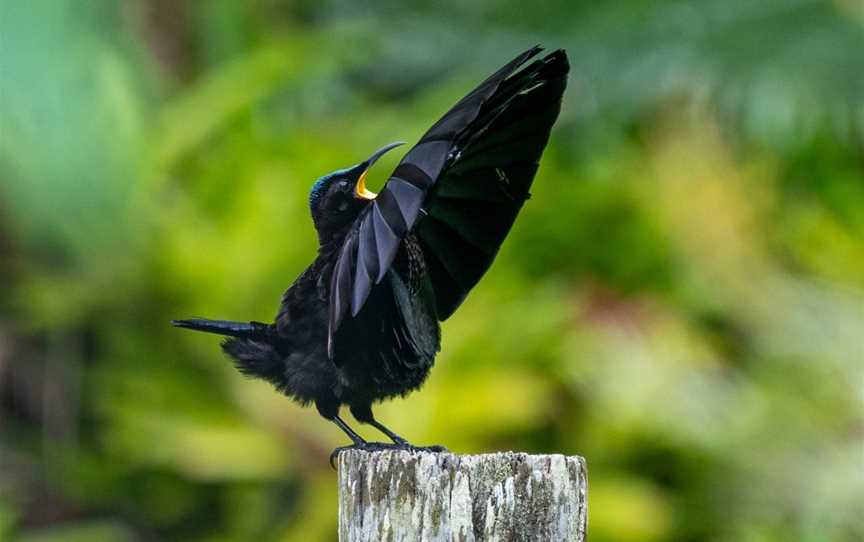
173,46 -> 568,463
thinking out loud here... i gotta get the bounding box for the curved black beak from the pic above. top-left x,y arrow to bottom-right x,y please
355,141 -> 406,200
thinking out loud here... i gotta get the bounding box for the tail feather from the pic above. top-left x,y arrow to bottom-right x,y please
173,318 -> 289,392
221,337 -> 289,394
171,318 -> 269,338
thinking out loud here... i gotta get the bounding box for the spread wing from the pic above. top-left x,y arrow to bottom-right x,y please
328,46 -> 569,358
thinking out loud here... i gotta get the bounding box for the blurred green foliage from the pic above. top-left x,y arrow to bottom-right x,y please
1,1 -> 863,541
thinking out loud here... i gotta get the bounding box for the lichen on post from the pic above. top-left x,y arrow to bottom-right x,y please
338,450 -> 587,541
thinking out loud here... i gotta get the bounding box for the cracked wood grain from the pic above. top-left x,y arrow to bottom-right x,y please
338,450 -> 587,541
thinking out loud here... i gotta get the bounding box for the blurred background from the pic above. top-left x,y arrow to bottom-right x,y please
1,1 -> 863,540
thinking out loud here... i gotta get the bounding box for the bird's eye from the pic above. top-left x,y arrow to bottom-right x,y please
338,181 -> 348,189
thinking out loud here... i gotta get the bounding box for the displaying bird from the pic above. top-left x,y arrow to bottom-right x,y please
173,46 -> 569,464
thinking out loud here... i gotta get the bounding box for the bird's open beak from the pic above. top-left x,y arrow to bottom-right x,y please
355,141 -> 406,200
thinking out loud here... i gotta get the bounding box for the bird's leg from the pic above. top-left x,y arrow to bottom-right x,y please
349,404 -> 448,453
328,414 -> 404,469
366,418 -> 409,446
331,414 -> 366,445
329,415 -> 368,468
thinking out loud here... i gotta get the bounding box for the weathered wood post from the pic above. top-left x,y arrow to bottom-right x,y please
338,450 -> 587,541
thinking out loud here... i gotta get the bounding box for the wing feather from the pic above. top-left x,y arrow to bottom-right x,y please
328,46 -> 568,357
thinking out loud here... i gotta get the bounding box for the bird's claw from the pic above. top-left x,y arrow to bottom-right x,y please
329,442 -> 448,469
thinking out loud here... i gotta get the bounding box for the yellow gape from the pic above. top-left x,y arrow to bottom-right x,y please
355,169 -> 377,200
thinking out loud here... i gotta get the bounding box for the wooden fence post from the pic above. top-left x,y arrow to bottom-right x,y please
338,450 -> 587,541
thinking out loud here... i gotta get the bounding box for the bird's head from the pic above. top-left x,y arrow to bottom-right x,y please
309,142 -> 404,243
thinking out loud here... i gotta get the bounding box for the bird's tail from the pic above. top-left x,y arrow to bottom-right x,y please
171,318 -> 270,338
172,318 -> 288,391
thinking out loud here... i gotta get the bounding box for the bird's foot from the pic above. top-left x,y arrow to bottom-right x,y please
329,441 -> 448,469
385,434 -> 448,453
